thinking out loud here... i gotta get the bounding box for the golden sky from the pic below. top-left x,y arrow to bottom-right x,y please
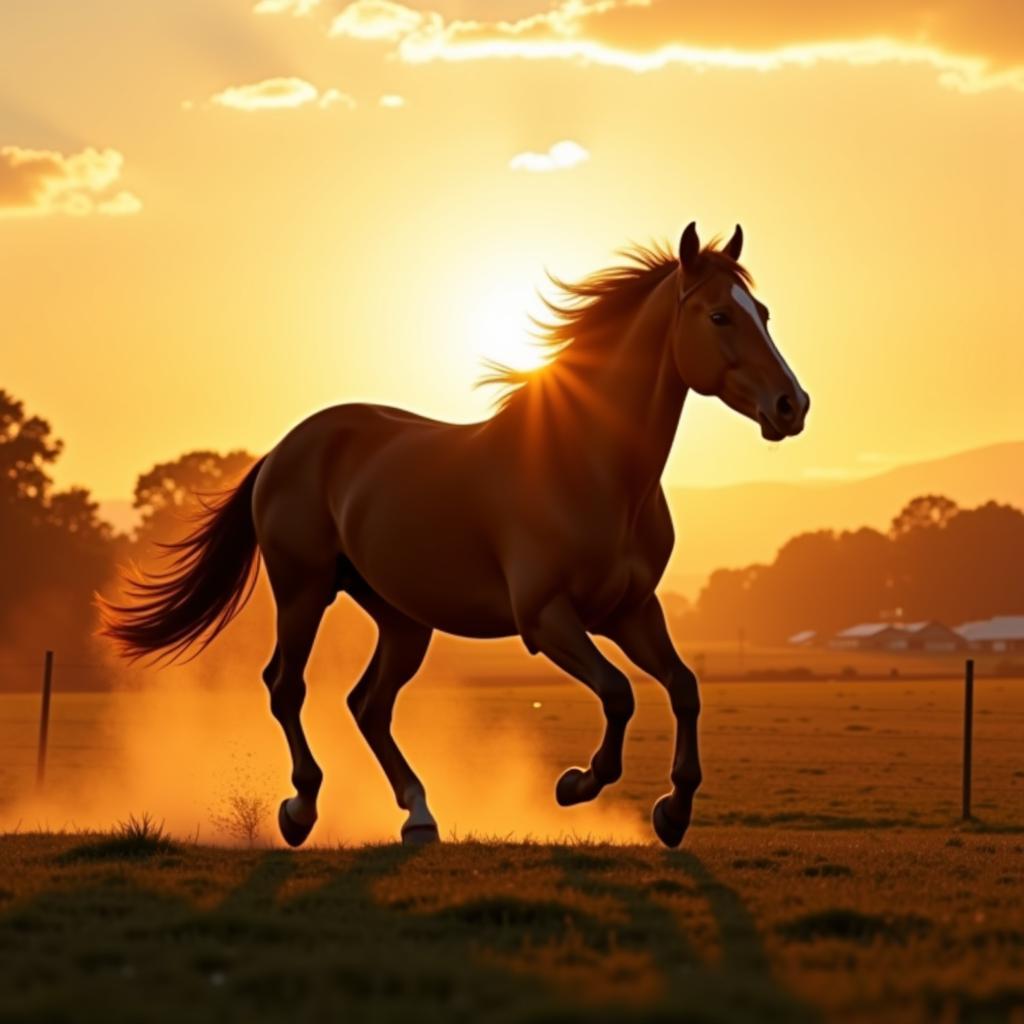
2,0 -> 1022,500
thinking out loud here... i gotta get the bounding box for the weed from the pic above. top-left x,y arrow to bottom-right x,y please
211,791 -> 272,848
57,813 -> 176,863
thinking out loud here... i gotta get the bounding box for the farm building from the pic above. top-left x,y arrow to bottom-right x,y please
887,621 -> 965,653
829,623 -> 905,650
828,621 -> 964,652
955,616 -> 1024,652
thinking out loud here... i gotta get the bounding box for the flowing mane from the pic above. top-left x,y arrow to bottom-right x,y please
480,239 -> 753,410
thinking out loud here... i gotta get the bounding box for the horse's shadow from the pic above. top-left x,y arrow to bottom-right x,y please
547,845 -> 819,1023
0,837 -> 818,1023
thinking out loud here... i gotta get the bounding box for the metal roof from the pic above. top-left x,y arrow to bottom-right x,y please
834,623 -> 901,638
900,620 -> 959,635
787,629 -> 817,644
956,616 -> 1024,641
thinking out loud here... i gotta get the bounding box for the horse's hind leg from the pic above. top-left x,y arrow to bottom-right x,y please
346,590 -> 436,845
262,562 -> 334,848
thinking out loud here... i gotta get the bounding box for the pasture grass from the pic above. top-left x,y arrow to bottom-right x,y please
0,827 -> 1022,1023
1,677 -> 1021,1020
2,678 -> 1022,836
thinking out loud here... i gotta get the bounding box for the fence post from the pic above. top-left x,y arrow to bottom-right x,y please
962,658 -> 974,821
36,650 -> 54,788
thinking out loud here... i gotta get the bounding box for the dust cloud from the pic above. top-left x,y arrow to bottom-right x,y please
0,593 -> 647,846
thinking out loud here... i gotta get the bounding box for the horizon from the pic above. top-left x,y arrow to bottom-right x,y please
93,432 -> 1024,521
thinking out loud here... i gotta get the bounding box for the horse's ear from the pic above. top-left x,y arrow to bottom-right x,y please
724,224 -> 744,261
679,221 -> 700,271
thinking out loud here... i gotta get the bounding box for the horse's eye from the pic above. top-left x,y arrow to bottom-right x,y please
710,311 -> 730,327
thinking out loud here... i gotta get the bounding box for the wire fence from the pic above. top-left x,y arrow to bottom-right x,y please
1,652 -> 1021,830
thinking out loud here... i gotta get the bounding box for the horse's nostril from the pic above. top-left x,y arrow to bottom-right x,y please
776,394 -> 795,421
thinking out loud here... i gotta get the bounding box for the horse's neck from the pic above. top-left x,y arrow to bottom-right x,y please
562,274 -> 686,501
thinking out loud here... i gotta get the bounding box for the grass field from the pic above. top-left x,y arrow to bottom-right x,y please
1,671 -> 1021,838
0,667 -> 1021,1021
1,827 -> 1022,1023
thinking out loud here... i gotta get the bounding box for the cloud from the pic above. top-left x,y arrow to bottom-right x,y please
97,190 -> 144,216
330,0 -> 430,41
326,0 -> 1024,93
0,146 -> 142,218
378,93 -> 406,107
320,87 -> 358,109
253,0 -> 321,14
206,78 -> 356,112
509,139 -> 589,172
210,77 -> 321,110
208,77 -> 356,112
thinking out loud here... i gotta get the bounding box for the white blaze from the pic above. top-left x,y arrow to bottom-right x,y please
730,282 -> 799,390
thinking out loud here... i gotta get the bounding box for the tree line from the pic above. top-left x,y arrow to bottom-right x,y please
671,493 -> 1024,643
2,387 -> 1022,674
0,389 -> 254,674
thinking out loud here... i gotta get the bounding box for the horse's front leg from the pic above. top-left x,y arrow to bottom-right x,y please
600,595 -> 702,847
517,594 -> 635,806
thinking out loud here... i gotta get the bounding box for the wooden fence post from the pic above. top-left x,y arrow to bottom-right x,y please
962,658 -> 974,821
36,650 -> 54,788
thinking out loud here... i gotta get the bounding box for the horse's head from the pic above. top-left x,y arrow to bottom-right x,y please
672,221 -> 809,441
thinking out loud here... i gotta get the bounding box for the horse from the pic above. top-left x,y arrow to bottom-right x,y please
101,222 -> 810,849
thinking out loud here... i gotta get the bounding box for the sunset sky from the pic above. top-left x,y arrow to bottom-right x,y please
2,0 -> 1022,502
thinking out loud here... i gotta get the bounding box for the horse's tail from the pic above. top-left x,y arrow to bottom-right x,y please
99,457 -> 266,663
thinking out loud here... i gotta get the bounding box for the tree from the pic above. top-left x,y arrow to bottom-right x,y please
131,449 -> 255,553
897,501 -> 1024,623
0,389 -> 116,666
0,389 -> 62,509
890,495 -> 959,537
688,565 -> 761,641
684,493 -> 1024,643
0,391 -> 260,686
45,487 -> 112,538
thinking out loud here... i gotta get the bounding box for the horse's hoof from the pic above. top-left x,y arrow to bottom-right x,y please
652,794 -> 689,849
278,799 -> 315,848
555,767 -> 590,806
401,822 -> 440,846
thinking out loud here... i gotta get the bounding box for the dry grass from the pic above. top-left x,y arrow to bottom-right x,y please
425,674 -> 1024,833
0,672 -> 1021,1020
3,676 -> 1021,838
0,828 -> 1022,1023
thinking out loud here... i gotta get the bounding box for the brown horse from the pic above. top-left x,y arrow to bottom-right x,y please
102,222 -> 809,848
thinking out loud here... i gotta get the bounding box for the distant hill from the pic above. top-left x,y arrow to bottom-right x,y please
665,442 -> 1024,598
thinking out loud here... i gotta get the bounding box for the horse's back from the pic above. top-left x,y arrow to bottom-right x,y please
329,407 -> 517,634
254,402 -> 516,634
253,403 -> 459,557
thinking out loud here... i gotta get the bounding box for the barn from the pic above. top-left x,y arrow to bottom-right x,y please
829,621 -> 965,652
956,616 -> 1024,653
889,621 -> 966,653
829,623 -> 905,650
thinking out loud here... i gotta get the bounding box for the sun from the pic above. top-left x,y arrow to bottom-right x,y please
463,277 -> 549,372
